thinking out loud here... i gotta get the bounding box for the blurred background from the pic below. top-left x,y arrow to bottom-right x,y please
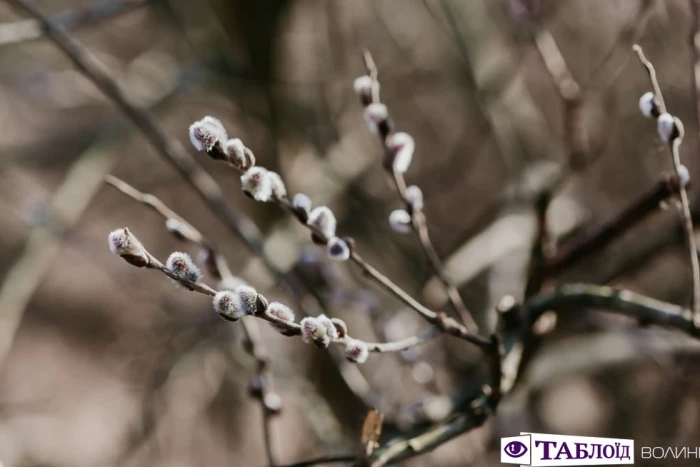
0,0 -> 699,465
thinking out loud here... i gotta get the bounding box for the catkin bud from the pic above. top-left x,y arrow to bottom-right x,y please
405,185 -> 424,210
108,227 -> 149,267
241,167 -> 273,202
389,209 -> 412,234
225,138 -> 255,169
657,113 -> 678,143
307,206 -> 336,239
212,290 -> 246,321
327,237 -> 350,261
292,193 -> 312,222
235,285 -> 260,316
678,164 -> 691,187
166,252 -> 201,283
317,314 -> 339,340
267,171 -> 287,200
300,317 -> 331,348
330,317 -> 348,337
639,92 -> 659,118
266,302 -> 296,335
386,132 -> 414,174
189,116 -> 227,152
353,75 -> 376,105
344,339 -> 369,364
364,103 -> 389,135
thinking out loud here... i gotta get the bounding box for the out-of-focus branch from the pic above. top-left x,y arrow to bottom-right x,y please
543,172 -> 684,276
633,44 -> 700,325
534,28 -> 588,170
0,0 -> 147,46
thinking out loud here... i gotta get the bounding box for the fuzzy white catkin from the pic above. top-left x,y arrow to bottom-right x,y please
234,285 -> 259,316
267,171 -> 287,199
166,252 -> 201,283
108,227 -> 149,266
364,103 -> 389,134
300,317 -> 331,348
657,113 -> 676,143
307,206 -> 337,239
389,209 -> 412,234
405,185 -> 424,210
678,164 -> 691,187
189,116 -> 227,151
638,92 -> 656,118
241,167 -> 273,202
212,290 -> 246,320
353,75 -> 376,99
386,132 -> 415,174
326,237 -> 350,261
225,138 -> 248,167
267,302 -> 295,334
317,314 -> 338,340
293,193 -> 312,213
344,339 -> 369,364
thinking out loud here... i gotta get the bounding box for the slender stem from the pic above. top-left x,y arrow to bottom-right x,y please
391,170 -> 478,330
633,44 -> 700,324
361,50 -> 479,331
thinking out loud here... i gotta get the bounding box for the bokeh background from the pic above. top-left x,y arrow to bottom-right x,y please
0,0 -> 699,465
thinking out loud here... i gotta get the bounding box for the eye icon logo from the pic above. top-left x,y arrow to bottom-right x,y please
501,435 -> 531,465
504,441 -> 528,458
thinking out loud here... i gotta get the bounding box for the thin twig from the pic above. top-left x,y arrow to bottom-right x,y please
360,51 -> 478,331
633,44 -> 700,324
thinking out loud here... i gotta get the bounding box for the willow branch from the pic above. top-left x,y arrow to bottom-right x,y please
105,176 -> 280,464
633,44 -> 700,324
202,145 -> 489,350
543,172 -> 683,276
361,51 -> 478,332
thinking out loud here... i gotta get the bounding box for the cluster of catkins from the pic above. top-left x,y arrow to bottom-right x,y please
188,118 -> 352,262
352,75 -> 427,235
212,284 -> 368,363
107,211 -> 368,363
638,92 -> 690,186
